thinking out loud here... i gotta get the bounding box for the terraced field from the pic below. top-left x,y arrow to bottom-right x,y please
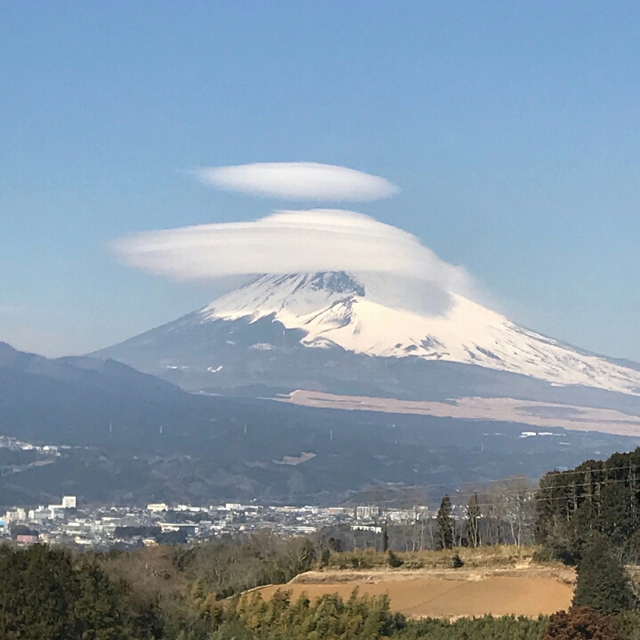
258,567 -> 575,618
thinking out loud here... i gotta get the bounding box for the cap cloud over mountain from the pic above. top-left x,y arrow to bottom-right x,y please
113,208 -> 474,299
104,163 -> 640,414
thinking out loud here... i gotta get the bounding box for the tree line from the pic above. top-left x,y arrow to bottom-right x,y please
7,538 -> 640,640
384,445 -> 640,557
3,532 -> 640,639
330,476 -> 537,554
535,447 -> 640,563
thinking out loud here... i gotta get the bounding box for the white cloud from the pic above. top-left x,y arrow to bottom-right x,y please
113,209 -> 472,296
195,162 -> 400,201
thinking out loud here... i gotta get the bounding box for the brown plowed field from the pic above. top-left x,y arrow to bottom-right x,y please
258,573 -> 573,618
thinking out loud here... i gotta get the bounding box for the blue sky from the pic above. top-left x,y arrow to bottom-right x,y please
2,1 -> 640,359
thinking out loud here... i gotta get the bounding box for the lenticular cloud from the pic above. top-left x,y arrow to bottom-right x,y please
196,162 -> 400,202
113,209 -> 472,296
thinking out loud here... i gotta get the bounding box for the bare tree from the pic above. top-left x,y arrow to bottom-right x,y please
483,477 -> 535,547
465,493 -> 481,548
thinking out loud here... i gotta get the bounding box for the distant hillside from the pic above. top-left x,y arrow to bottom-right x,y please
1,342 -> 640,507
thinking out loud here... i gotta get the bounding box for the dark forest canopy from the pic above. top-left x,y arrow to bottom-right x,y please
535,447 -> 640,562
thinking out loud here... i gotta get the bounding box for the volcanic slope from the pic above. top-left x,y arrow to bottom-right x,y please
96,271 -> 640,411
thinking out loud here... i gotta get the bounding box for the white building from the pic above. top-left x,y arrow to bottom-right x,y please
4,508 -> 26,523
147,503 -> 168,513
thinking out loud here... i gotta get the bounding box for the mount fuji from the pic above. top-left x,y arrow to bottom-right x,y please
96,271 -> 640,420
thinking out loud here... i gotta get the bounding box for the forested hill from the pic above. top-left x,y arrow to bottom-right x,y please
2,343 -> 640,507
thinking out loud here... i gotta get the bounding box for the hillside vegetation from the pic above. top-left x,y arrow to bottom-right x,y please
322,545 -> 541,571
7,447 -> 640,638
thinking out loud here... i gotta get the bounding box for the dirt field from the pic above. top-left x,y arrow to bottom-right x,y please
258,569 -> 574,618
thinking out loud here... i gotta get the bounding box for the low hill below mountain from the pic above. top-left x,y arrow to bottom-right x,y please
1,344 -> 639,507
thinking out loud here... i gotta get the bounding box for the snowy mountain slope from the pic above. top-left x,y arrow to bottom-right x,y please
94,270 -> 640,415
195,271 -> 640,396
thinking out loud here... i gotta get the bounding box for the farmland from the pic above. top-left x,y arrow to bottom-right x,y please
258,549 -> 575,618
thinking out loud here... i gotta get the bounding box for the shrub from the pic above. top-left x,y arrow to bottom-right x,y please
543,607 -> 621,640
532,546 -> 556,563
452,553 -> 464,569
387,550 -> 404,568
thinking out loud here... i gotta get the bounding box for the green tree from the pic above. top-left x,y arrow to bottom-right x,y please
73,560 -> 124,640
435,494 -> 454,550
535,448 -> 640,560
231,588 -> 405,640
0,545 -> 163,640
572,536 -> 638,615
0,544 -> 77,640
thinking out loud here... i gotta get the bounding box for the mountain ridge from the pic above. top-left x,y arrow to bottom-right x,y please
95,271 -> 640,406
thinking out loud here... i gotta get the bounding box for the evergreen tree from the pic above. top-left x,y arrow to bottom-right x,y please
0,544 -> 77,640
572,536 -> 638,615
0,545 -> 163,640
465,493 -> 481,548
435,494 -> 455,550
535,448 -> 640,558
73,560 -> 124,639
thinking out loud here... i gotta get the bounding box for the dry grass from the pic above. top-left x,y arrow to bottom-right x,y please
325,545 -> 553,571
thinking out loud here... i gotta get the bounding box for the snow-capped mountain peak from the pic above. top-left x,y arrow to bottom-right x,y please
198,271 -> 640,395
201,272 -> 364,321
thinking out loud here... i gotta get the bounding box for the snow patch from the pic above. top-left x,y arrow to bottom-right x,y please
251,343 -> 274,351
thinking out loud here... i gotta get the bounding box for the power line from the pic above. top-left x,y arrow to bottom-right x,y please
365,460 -> 640,506
370,474 -> 640,512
